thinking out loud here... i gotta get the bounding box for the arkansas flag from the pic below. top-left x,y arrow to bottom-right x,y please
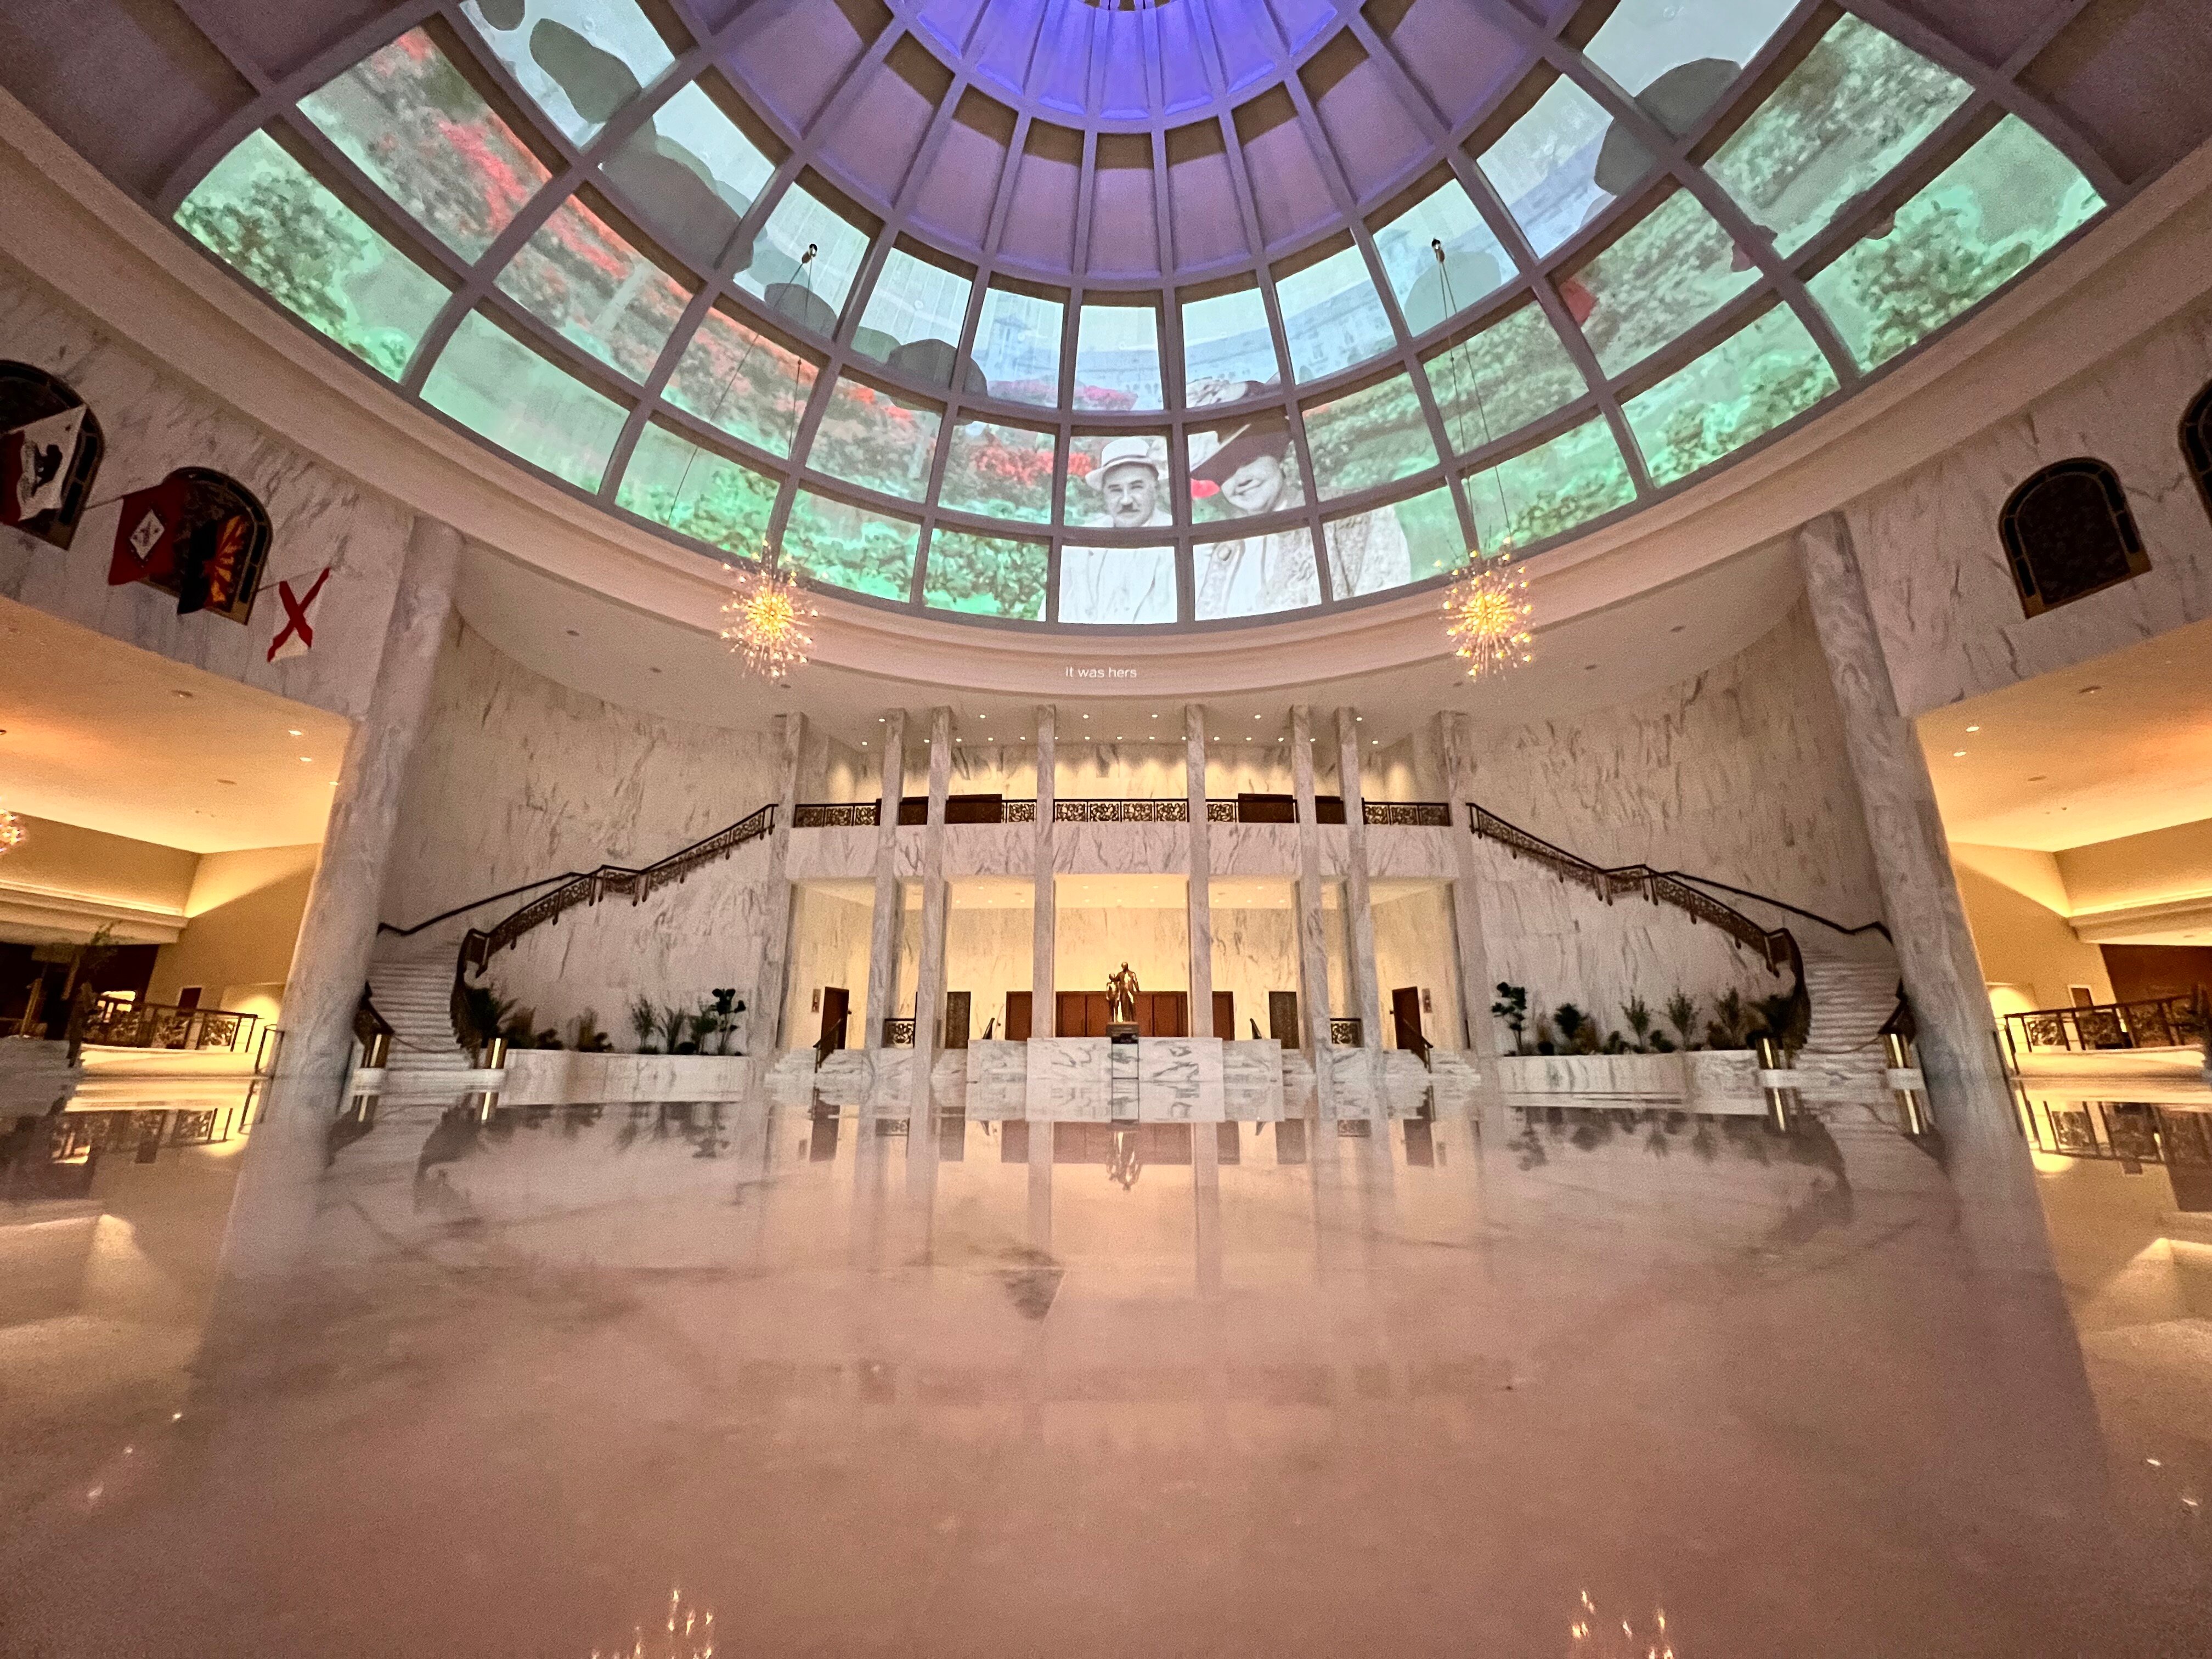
108,475 -> 189,586
267,567 -> 331,662
1,405 -> 83,524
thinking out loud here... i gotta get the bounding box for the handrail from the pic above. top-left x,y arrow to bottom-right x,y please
2003,994 -> 2205,1054
812,1011 -> 849,1066
454,804 -> 777,1012
788,797 -> 1453,827
379,873 -> 579,939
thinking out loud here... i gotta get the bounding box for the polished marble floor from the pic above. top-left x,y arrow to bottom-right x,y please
2,1080 -> 2208,1656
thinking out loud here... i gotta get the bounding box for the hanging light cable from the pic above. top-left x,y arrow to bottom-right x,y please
1432,239 -> 1533,679
720,245 -> 819,682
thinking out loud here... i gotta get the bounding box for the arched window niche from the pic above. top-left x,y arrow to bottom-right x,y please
0,360 -> 105,550
1997,458 -> 2149,618
2183,381 -> 2212,523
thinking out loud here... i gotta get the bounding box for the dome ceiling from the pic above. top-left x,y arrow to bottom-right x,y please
6,1 -> 2211,634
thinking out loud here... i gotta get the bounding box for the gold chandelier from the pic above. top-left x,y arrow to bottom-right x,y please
0,808 -> 21,857
1442,555 -> 1534,679
719,558 -> 815,681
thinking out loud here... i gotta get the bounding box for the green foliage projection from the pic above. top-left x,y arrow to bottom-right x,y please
923,531 -> 1049,618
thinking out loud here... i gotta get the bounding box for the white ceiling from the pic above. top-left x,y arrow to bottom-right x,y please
456,535 -> 1808,753
1920,613 -> 2212,851
0,596 -> 348,853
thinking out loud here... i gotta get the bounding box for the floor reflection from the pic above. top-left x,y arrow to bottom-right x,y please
0,1077 -> 2207,1655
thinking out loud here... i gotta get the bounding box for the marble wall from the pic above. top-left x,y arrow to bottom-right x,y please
943,898 -> 1032,1039
0,269 -> 408,721
782,884 -> 873,1049
1373,884 -> 1465,1049
1209,892 -> 1301,1041
1462,600 -> 1883,1047
383,620 -> 785,934
1847,294 -> 2212,716
1056,904 -> 1191,998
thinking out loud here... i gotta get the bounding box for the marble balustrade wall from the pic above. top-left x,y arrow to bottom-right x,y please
1846,294 -> 2212,716
0,268 -> 409,721
1463,601 -> 1884,1048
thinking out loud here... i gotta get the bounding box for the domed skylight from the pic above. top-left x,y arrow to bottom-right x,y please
172,0 -> 2110,627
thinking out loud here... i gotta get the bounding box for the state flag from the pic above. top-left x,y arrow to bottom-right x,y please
108,475 -> 189,586
1,405 -> 83,524
267,567 -> 331,662
177,511 -> 251,617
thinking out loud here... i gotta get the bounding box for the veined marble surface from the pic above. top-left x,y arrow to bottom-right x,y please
1209,823 -> 1302,877
966,1039 -> 1026,1090
943,825 -> 1037,878
1222,1039 -> 1286,1120
1053,821 -> 1188,874
0,271 -> 408,721
786,826 -> 878,881
1025,1037 -> 1110,1121
1136,1037 -> 1224,1121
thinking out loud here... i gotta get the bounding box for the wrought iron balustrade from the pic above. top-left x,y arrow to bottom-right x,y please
792,801 -> 879,828
1055,798 -> 1189,823
883,1018 -> 916,1047
84,996 -> 257,1053
2020,1097 -> 2212,1166
1362,801 -> 1451,827
1329,1018 -> 1364,1046
2005,995 -> 2206,1053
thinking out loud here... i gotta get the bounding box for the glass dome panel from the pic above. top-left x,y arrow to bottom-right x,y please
806,374 -> 942,500
733,182 -> 870,335
1301,373 -> 1440,503
1059,544 -> 1177,624
1369,178 -> 1513,337
176,131 -> 447,381
1566,189 -> 1756,379
923,530 -> 1049,619
599,80 -> 776,274
298,29 -> 550,263
1582,0 -> 1798,102
1423,302 -> 1585,458
1464,415 -> 1635,551
1808,115 -> 2103,371
1325,484 -> 1458,599
783,489 -> 919,599
1273,244 -> 1397,382
1707,14 -> 1974,259
458,0 -> 674,149
422,309 -> 627,489
616,419 -> 778,554
1475,76 -> 1618,258
1194,527 -> 1322,620
494,194 -> 690,381
1624,302 -> 1838,486
1186,404 -> 1296,528
1181,284 -> 1282,398
972,284 -> 1064,407
851,246 -> 977,388
1066,432 -> 1174,527
1073,302 -> 1164,412
940,417 -> 1058,523
662,306 -> 817,458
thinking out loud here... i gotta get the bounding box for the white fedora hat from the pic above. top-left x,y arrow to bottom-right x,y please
1088,435 -> 1164,489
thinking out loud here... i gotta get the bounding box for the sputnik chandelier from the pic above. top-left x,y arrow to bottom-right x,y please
1431,239 -> 1537,680
0,806 -> 22,857
719,559 -> 814,681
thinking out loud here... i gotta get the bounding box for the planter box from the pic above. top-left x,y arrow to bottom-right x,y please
497,1050 -> 761,1104
1496,1050 -> 1763,1113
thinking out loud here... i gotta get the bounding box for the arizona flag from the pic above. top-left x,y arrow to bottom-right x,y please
176,510 -> 252,617
266,567 -> 331,662
108,475 -> 189,586
1,405 -> 83,524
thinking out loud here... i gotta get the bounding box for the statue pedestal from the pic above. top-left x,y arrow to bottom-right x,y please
1107,1022 -> 1140,1045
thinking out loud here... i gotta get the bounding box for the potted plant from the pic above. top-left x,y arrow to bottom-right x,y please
1490,983 -> 1530,1055
1663,991 -> 1699,1052
458,982 -> 515,1069
629,994 -> 658,1054
1622,995 -> 1654,1053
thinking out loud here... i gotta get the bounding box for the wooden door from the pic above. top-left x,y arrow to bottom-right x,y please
1268,990 -> 1300,1049
1143,991 -> 1187,1037
1212,990 -> 1234,1041
1058,990 -> 1111,1037
817,987 -> 850,1052
1003,991 -> 1031,1041
1391,986 -> 1424,1052
944,991 -> 970,1049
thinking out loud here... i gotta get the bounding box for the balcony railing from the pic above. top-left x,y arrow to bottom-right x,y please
2004,995 -> 2207,1053
2020,1097 -> 2212,1166
1329,1018 -> 1365,1047
791,798 -> 1454,827
882,1018 -> 916,1047
84,996 -> 258,1053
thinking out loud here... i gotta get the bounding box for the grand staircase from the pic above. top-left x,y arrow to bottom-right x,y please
364,951 -> 475,1074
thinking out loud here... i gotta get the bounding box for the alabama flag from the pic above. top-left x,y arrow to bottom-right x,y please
108,475 -> 190,586
267,567 -> 331,662
1,405 -> 83,525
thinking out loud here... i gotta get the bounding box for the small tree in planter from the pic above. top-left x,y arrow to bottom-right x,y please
1621,995 -> 1655,1053
1664,990 -> 1699,1051
1489,983 -> 1530,1054
1706,988 -> 1754,1050
1552,1003 -> 1591,1053
629,994 -> 658,1053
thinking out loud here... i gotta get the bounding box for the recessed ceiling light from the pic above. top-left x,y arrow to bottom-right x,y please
1952,750 -> 1966,758
650,666 -> 662,674
216,778 -> 236,786
171,689 -> 192,699
1965,724 -> 1979,732
2079,685 -> 2101,695
286,728 -> 302,736
2028,774 -> 2046,782
300,756 -> 313,763
1669,625 -> 1685,634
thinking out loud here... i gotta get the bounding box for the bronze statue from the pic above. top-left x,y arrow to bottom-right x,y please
1106,962 -> 1141,1024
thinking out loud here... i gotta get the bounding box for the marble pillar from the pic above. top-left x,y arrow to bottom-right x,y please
1185,703 -> 1214,1036
1796,515 -> 2039,1244
1290,706 -> 1335,1103
910,708 -> 953,1116
1443,713 -> 1499,1061
1334,707 -> 1383,1049
278,516 -> 460,1080
751,710 -> 806,1055
1033,704 -> 1057,1036
862,710 -> 907,1049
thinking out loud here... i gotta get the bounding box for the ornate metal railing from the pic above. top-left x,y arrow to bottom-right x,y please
1056,798 -> 1188,823
459,804 -> 776,977
792,801 -> 879,828
1329,1018 -> 1364,1046
2005,995 -> 2207,1054
1205,799 -> 1238,823
2021,1098 -> 2212,1166
883,1018 -> 916,1047
1362,801 -> 1451,827
83,996 -> 257,1053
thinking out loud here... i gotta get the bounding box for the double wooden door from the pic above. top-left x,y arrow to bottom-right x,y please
1054,990 -> 1188,1037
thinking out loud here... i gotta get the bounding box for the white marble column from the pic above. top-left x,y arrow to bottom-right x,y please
1032,704 -> 1057,1036
1796,516 -> 2037,1237
1184,703 -> 1214,1036
1334,707 -> 1383,1050
910,707 -> 953,1116
751,710 -> 806,1057
1290,706 -> 1335,1102
277,516 -> 460,1080
862,710 -> 907,1049
1443,712 -> 1499,1061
